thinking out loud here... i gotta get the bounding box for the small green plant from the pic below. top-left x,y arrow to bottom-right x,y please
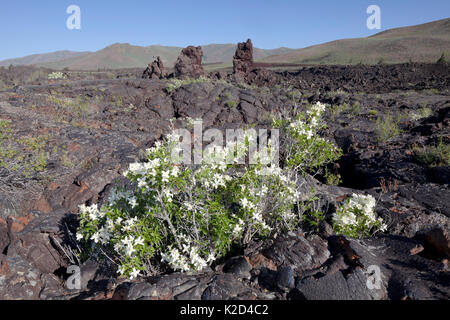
436,52 -> 447,65
115,95 -> 124,108
368,109 -> 378,116
374,112 -> 401,143
415,137 -> 450,167
0,122 -> 50,177
324,167 -> 342,186
165,76 -> 210,93
333,193 -> 386,238
225,100 -> 237,108
47,95 -> 90,120
328,102 -> 361,120
410,106 -> 432,121
302,197 -> 325,233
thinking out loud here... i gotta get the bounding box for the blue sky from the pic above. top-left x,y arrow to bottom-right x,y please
0,0 -> 449,60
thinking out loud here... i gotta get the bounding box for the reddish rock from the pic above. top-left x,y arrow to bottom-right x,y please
0,254 -> 8,275
142,56 -> 167,79
7,212 -> 67,274
233,39 -> 254,77
174,46 -> 206,79
7,213 -> 35,233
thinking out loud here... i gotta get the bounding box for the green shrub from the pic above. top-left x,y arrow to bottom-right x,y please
415,137 -> 450,167
0,121 -> 50,177
225,100 -> 237,108
374,113 -> 401,143
410,106 -> 432,121
273,102 -> 342,174
77,102 -> 343,279
165,76 -> 210,93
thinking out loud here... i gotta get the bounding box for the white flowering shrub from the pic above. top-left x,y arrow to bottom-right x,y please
48,72 -> 66,80
77,132 -> 298,279
332,193 -> 387,238
273,102 -> 342,174
76,102 -> 342,279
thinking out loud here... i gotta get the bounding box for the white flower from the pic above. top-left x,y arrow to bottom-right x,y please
129,268 -> 140,279
135,236 -> 144,246
240,198 -> 249,209
118,266 -> 126,276
162,170 -> 170,183
76,232 -> 83,241
129,197 -> 138,208
90,232 -> 100,243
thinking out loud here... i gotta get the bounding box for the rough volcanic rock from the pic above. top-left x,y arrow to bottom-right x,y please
174,46 -> 206,79
6,211 -> 69,274
233,39 -> 254,78
419,227 -> 450,259
222,256 -> 252,279
0,218 -> 8,254
232,39 -> 280,86
261,232 -> 330,275
142,56 -> 167,79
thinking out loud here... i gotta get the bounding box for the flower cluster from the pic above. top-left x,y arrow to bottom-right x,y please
48,72 -> 66,80
333,193 -> 387,238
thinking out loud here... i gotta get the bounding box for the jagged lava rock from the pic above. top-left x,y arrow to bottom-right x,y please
142,56 -> 167,79
174,46 -> 206,79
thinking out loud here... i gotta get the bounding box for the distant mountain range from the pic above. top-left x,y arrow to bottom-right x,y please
1,18 -> 449,70
0,50 -> 90,68
0,43 -> 293,70
261,18 -> 450,65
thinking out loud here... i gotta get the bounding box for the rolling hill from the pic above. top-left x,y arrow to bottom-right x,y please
260,18 -> 450,65
0,50 -> 90,67
2,18 -> 449,70
0,43 -> 293,71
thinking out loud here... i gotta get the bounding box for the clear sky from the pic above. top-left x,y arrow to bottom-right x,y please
1,0 -> 449,60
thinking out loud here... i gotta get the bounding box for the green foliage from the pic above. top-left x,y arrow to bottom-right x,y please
368,109 -> 378,116
273,102 -> 342,174
410,106 -> 432,121
165,76 -> 210,93
47,95 -> 90,120
225,100 -> 237,108
301,197 -> 325,233
0,121 -> 50,177
374,112 -> 401,143
324,167 -> 342,186
415,137 -> 450,167
328,102 -> 361,120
